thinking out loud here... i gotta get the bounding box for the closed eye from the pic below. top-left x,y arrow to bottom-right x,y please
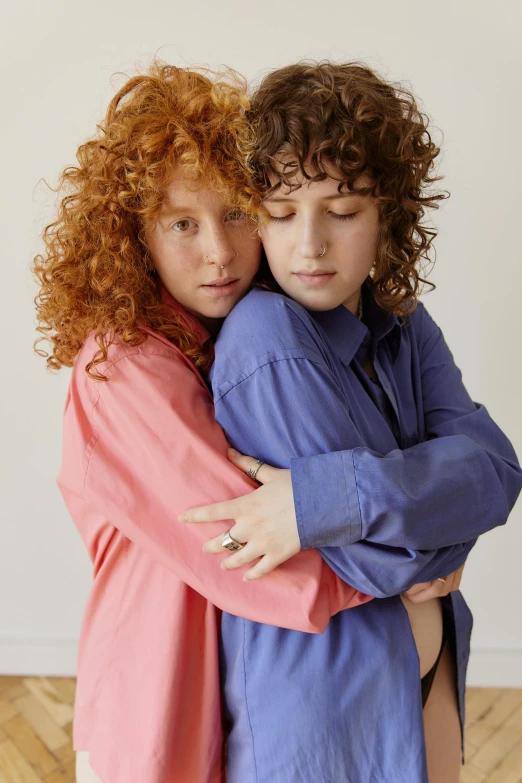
268,214 -> 294,223
268,212 -> 358,224
330,212 -> 358,221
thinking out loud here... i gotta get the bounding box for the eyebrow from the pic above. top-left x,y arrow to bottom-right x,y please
160,205 -> 198,216
264,192 -> 360,203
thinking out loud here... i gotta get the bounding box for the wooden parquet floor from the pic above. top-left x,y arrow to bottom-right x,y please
0,677 -> 520,782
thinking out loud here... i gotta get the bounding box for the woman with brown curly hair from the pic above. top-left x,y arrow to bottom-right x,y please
32,63 -> 386,783
182,62 -> 522,782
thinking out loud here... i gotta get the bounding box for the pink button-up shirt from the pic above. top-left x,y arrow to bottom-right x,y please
57,287 -> 372,783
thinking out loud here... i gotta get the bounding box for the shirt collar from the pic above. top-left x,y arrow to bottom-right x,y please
309,281 -> 402,366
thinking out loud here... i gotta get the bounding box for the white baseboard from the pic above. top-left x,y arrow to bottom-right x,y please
1,634 -> 521,687
0,634 -> 78,677
466,646 -> 522,688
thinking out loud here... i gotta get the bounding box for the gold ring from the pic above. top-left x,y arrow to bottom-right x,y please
247,459 -> 264,481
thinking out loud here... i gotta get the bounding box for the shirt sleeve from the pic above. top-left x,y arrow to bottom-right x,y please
211,300 -> 521,598
68,346 -> 371,632
292,303 -> 522,566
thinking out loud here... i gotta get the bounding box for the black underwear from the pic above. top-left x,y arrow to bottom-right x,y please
420,613 -> 448,708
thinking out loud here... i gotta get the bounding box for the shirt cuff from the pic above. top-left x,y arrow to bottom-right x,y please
290,450 -> 362,549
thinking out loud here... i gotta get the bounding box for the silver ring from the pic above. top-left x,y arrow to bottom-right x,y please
437,578 -> 446,585
318,245 -> 326,257
247,459 -> 264,480
222,530 -> 245,552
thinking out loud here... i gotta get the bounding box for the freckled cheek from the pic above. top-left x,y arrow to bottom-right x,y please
241,235 -> 262,268
160,253 -> 201,285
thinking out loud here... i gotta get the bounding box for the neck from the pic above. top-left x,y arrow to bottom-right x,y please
197,315 -> 224,338
343,288 -> 363,319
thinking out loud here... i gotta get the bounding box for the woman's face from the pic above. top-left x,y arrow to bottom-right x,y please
259,165 -> 379,314
146,169 -> 261,330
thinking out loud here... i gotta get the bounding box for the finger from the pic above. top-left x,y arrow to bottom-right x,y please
178,498 -> 240,524
453,571 -> 463,592
444,568 -> 462,594
453,564 -> 465,591
203,526 -> 249,556
243,555 -> 278,581
403,581 -> 432,597
435,576 -> 452,595
403,587 -> 433,603
220,543 -> 261,571
445,571 -> 458,593
227,447 -> 281,485
202,534 -> 231,554
447,567 -> 463,593
406,580 -> 446,604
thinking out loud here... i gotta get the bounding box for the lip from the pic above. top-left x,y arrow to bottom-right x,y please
294,270 -> 336,287
203,276 -> 239,286
201,277 -> 241,297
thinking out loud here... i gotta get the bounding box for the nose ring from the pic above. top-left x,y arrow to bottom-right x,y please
318,245 -> 327,258
205,257 -> 225,269
205,250 -> 237,270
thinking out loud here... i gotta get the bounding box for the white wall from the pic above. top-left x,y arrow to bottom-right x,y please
1,0 -> 521,685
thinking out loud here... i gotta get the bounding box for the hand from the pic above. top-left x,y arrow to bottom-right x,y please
178,448 -> 301,581
401,564 -> 466,604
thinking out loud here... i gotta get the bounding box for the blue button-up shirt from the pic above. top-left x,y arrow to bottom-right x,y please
209,284 -> 522,783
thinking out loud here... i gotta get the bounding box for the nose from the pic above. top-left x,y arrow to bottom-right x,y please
205,227 -> 237,268
298,217 -> 325,259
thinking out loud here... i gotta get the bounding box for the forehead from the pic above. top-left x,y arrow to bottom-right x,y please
160,167 -> 226,213
162,167 -> 203,203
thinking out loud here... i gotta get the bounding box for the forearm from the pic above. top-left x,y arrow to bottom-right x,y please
318,537 -> 477,599
292,416 -> 522,552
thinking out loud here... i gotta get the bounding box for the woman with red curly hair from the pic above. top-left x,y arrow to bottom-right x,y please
182,62 -> 522,782
33,63 -> 380,783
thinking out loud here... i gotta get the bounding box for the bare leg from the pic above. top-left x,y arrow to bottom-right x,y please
423,641 -> 462,782
400,595 -> 443,677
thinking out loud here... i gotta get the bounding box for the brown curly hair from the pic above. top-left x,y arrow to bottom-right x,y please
247,61 -> 448,314
32,61 -> 253,379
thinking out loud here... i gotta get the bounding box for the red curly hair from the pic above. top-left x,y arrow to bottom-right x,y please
32,61 -> 253,379
247,61 -> 448,314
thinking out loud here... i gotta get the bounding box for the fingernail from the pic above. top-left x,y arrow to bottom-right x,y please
178,514 -> 187,523
228,448 -> 238,457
